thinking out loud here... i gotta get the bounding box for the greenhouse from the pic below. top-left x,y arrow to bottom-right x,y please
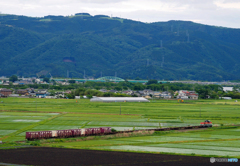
90,97 -> 150,102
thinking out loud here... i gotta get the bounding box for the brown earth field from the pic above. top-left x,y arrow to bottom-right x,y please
0,147 -> 234,166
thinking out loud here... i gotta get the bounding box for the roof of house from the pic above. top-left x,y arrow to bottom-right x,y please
0,89 -> 12,92
17,89 -> 28,91
109,90 -> 118,93
36,92 -> 47,95
90,97 -> 150,102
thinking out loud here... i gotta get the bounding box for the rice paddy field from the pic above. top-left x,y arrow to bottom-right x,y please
0,98 -> 240,158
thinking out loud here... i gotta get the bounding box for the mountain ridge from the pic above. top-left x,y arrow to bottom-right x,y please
0,13 -> 240,81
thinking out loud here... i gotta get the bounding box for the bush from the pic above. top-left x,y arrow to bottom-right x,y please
111,128 -> 117,132
30,141 -> 41,146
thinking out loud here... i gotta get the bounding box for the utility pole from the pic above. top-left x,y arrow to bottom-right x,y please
120,103 -> 121,115
200,107 -> 201,117
34,101 -> 37,112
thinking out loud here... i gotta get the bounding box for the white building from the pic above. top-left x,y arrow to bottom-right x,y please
220,97 -> 232,100
177,90 -> 198,100
223,87 -> 233,92
90,97 -> 150,102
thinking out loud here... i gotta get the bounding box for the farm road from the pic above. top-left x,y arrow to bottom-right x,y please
0,147 -> 232,166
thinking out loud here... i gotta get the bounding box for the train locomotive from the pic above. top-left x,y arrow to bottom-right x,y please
26,127 -> 111,141
200,120 -> 212,127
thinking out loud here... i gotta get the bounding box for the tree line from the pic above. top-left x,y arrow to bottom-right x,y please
2,78 -> 240,99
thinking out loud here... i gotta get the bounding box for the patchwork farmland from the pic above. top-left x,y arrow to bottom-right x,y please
0,98 -> 240,162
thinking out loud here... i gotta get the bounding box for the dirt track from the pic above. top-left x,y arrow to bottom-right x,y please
0,147 -> 231,166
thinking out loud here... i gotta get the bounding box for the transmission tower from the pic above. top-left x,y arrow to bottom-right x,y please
186,30 -> 190,43
161,50 -> 165,68
161,56 -> 164,68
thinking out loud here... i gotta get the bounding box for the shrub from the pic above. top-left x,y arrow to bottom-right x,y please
111,128 -> 117,132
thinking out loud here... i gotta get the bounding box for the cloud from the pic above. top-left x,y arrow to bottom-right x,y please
80,0 -> 127,4
215,0 -> 240,9
0,0 -> 239,28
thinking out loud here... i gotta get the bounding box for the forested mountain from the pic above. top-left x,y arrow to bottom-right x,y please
0,13 -> 240,81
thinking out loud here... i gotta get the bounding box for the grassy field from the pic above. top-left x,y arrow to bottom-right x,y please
0,98 -> 240,157
43,126 -> 240,158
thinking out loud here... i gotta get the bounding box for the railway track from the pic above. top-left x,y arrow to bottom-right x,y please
108,125 -> 209,135
11,125 -> 210,143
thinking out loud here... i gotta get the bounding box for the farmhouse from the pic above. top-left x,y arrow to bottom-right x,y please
0,88 -> 12,96
16,89 -> 29,96
90,97 -> 150,102
177,90 -> 198,100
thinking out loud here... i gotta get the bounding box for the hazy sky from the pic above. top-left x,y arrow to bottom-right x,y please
0,0 -> 240,28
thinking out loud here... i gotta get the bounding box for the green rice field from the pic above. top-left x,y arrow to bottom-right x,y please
44,127 -> 240,158
0,98 -> 240,158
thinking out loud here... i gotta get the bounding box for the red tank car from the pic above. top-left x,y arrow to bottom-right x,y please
72,129 -> 81,137
26,132 -> 35,141
26,127 -> 112,141
100,127 -> 112,134
26,131 -> 57,140
200,120 -> 212,127
93,128 -> 101,135
85,128 -> 92,136
58,129 -> 72,138
25,131 -> 40,140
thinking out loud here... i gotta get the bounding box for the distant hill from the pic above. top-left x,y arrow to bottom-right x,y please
0,13 -> 240,81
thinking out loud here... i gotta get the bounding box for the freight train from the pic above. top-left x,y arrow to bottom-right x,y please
26,127 -> 111,141
26,121 -> 212,141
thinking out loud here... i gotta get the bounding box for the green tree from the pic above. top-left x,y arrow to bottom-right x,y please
114,86 -> 122,91
9,75 -> 18,82
196,88 -> 209,99
135,77 -> 142,80
146,79 -> 158,85
66,93 -> 75,99
43,77 -> 50,83
69,80 -> 76,84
